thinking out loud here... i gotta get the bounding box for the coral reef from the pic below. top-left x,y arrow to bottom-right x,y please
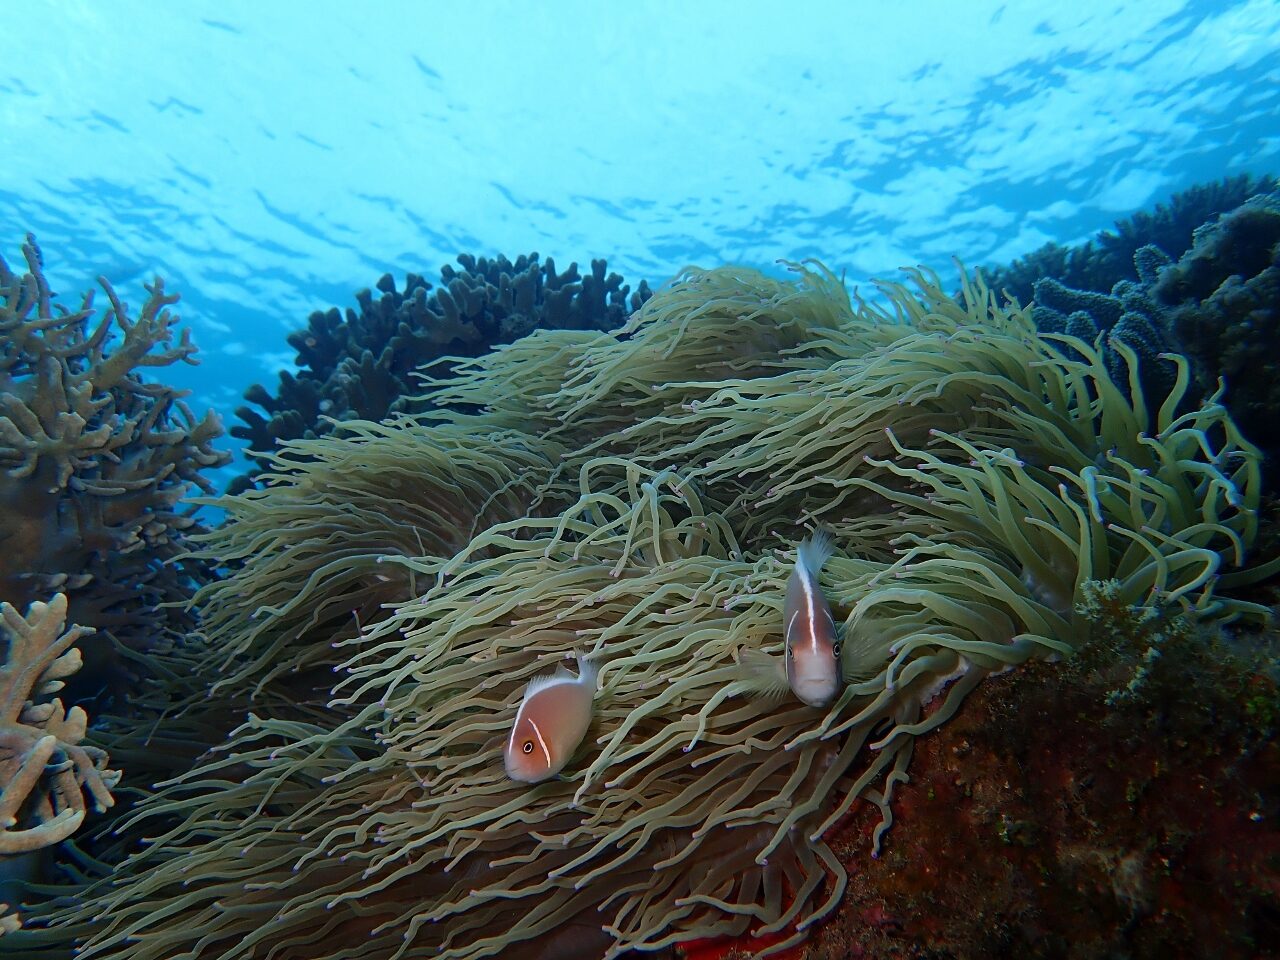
0,236 -> 229,707
1030,188 -> 1280,465
10,262 -> 1273,960
0,592 -> 117,861
1030,259 -> 1182,406
230,253 -> 652,491
983,173 -> 1278,307
799,600 -> 1279,960
1155,191 -> 1280,457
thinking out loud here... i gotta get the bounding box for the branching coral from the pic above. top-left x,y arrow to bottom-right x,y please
230,253 -> 652,492
1030,187 -> 1280,465
0,593 -> 118,858
1155,190 -> 1280,456
0,235 -> 229,708
15,261 -> 1274,960
982,173 -> 1278,307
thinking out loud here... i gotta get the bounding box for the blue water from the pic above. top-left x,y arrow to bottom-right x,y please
3,0 -> 1278,485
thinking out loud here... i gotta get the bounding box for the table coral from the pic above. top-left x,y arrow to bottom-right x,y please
0,235 -> 229,708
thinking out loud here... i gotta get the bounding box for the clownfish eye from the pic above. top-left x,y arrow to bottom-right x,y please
833,642 -> 841,657
522,741 -> 535,754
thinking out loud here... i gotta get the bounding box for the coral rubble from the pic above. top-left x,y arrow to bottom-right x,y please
0,236 -> 229,707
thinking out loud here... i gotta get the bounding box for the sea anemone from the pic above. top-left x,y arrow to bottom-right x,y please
12,262 -> 1271,959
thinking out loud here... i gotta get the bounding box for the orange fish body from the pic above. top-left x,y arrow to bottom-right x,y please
783,531 -> 840,707
505,655 -> 599,783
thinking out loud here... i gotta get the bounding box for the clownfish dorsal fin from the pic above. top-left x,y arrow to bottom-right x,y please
525,667 -> 572,697
525,653 -> 597,698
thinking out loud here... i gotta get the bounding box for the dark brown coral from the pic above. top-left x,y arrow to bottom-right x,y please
0,235 -> 229,707
229,252 -> 652,492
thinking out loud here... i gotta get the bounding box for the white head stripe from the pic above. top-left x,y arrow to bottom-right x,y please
801,568 -> 820,652
527,715 -> 553,767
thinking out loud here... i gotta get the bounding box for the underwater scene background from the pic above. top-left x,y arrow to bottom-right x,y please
1,1 -> 1278,957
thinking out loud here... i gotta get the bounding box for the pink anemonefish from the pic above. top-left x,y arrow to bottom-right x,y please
504,654 -> 599,783
783,530 -> 841,706
739,530 -> 842,708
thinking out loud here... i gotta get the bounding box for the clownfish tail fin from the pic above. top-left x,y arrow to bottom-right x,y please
574,650 -> 600,693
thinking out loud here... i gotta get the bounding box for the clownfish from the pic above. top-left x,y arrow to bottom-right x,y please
739,531 -> 842,708
783,530 -> 841,706
504,654 -> 599,783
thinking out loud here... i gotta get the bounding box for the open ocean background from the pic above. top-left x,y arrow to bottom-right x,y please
3,0 -> 1278,486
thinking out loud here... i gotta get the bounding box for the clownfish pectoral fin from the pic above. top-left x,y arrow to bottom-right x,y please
838,620 -> 895,684
735,648 -> 791,699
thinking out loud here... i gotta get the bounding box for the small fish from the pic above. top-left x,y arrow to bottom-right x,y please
504,654 -> 599,783
738,531 -> 841,707
784,530 -> 841,706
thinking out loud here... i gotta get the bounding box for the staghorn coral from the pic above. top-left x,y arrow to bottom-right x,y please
0,235 -> 229,709
0,593 -> 118,860
12,262 -> 1274,959
230,253 -> 652,492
